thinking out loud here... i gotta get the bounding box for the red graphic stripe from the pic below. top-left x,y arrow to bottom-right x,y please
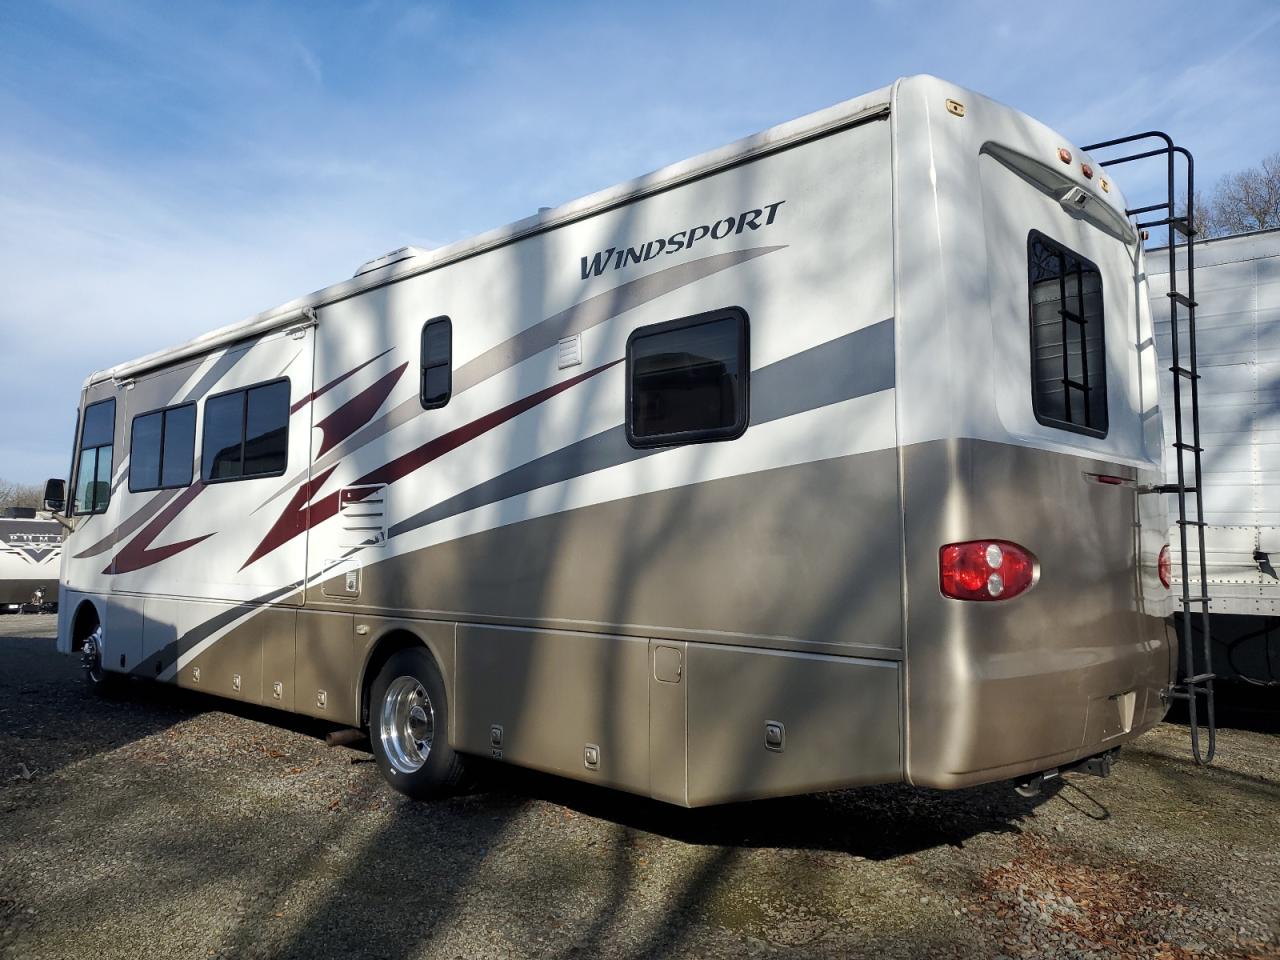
243,358 -> 622,570
315,361 -> 408,457
107,482 -> 213,575
237,465 -> 339,571
290,347 -> 394,413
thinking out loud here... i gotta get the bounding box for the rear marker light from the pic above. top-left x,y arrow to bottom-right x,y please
1158,544 -> 1171,589
1058,147 -> 1072,164
1081,162 -> 1094,179
940,540 -> 1037,602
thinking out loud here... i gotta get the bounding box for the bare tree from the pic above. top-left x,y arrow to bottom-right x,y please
1207,152 -> 1280,236
0,479 -> 45,512
1179,190 -> 1219,241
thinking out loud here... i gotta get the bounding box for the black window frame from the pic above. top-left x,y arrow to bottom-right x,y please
625,306 -> 751,449
72,397 -> 117,516
420,316 -> 452,410
200,377 -> 291,484
128,401 -> 197,493
1026,230 -> 1109,438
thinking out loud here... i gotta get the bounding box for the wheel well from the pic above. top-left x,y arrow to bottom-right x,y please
71,601 -> 100,651
359,630 -> 430,728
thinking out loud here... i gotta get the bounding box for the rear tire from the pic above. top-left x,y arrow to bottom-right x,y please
369,647 -> 465,800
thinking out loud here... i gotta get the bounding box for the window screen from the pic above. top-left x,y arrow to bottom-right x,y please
1028,232 -> 1108,436
73,398 -> 116,515
627,307 -> 749,448
421,316 -> 452,409
129,403 -> 196,492
201,379 -> 290,482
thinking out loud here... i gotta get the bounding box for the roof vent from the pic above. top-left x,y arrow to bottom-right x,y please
353,246 -> 428,278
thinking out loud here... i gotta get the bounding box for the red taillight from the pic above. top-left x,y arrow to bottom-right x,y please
940,540 -> 1037,601
1158,544 -> 1171,589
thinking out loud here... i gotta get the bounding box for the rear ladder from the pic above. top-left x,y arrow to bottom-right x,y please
1082,131 -> 1216,765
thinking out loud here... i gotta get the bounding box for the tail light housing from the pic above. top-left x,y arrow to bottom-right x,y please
1158,544 -> 1171,589
940,540 -> 1037,601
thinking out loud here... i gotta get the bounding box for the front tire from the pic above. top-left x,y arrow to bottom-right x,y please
82,623 -> 129,696
369,647 -> 465,800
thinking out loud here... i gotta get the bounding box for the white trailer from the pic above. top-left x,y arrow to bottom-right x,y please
46,75 -> 1177,804
0,508 -> 63,612
1149,227 -> 1280,684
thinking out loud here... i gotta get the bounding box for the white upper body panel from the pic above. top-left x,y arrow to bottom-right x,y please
889,75 -> 1160,470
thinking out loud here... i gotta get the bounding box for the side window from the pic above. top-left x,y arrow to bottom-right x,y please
201,379 -> 290,482
129,403 -> 196,492
420,316 -> 452,409
626,307 -> 749,448
73,398 -> 116,515
1028,231 -> 1108,436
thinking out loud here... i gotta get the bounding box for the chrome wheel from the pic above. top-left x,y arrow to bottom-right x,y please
82,624 -> 104,684
379,675 -> 435,774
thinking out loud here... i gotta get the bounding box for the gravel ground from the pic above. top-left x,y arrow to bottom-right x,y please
1,614 -> 1277,960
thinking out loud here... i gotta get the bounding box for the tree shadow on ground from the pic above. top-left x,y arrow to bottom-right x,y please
461,758 -> 1063,862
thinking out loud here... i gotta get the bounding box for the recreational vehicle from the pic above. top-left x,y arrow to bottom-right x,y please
1150,228 -> 1280,686
47,76 -> 1183,805
0,508 -> 62,613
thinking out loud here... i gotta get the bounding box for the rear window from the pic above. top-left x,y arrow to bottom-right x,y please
1028,231 -> 1108,437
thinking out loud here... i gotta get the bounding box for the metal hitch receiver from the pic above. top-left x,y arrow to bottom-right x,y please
1013,748 -> 1119,797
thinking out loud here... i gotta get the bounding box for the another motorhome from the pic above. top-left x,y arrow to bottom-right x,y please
47,76 -> 1177,805
1150,227 -> 1280,685
0,508 -> 63,612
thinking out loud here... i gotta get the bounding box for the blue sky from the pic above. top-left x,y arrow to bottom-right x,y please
1,0 -> 1277,484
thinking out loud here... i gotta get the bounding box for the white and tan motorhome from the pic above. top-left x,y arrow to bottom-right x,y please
47,76 -> 1178,805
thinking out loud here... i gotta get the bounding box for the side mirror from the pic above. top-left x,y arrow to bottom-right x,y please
43,478 -> 66,513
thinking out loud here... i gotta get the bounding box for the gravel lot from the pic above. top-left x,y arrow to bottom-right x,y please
1,614 -> 1277,959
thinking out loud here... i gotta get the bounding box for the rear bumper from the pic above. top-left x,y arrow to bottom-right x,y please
907,648 -> 1171,790
901,438 -> 1175,789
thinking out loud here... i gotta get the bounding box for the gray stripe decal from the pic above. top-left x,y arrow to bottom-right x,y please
387,426 -> 647,540
454,245 -> 784,394
181,346 -> 251,407
386,317 -> 894,543
73,488 -> 181,559
749,315 -> 895,424
254,245 -> 785,514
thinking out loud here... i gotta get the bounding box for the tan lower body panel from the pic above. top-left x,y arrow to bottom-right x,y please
294,609 -> 354,721
453,624 -> 652,793
684,644 -> 901,806
450,624 -> 902,806
174,601 -> 296,705
310,450 -> 905,659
